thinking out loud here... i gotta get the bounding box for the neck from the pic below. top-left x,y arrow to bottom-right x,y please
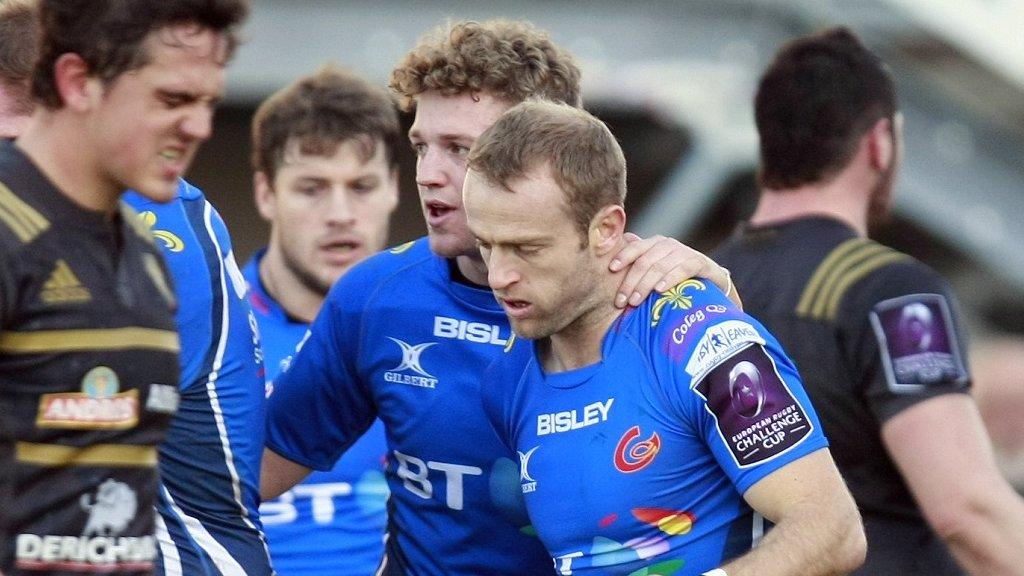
16,111 -> 120,214
455,253 -> 490,287
259,246 -> 324,323
541,266 -> 623,373
749,171 -> 870,237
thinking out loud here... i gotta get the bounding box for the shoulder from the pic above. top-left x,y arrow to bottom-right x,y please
327,237 -> 436,304
795,238 -> 937,323
0,173 -> 51,250
480,336 -> 532,418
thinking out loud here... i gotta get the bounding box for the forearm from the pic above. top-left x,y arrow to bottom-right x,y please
716,500 -> 865,576
935,483 -> 1024,575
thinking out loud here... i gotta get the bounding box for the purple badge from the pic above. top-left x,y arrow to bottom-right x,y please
692,345 -> 813,468
869,294 -> 967,393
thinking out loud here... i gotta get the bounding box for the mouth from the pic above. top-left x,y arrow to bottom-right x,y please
424,199 -> 458,224
499,297 -> 532,318
158,147 -> 189,179
320,239 -> 363,262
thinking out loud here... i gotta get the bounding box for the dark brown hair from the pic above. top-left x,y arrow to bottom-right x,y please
251,65 -> 400,183
32,0 -> 248,109
755,27 -> 897,189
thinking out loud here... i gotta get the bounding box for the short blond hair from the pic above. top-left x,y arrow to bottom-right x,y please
389,19 -> 581,112
468,99 -> 626,244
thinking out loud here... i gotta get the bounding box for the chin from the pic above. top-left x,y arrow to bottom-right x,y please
130,179 -> 179,204
427,230 -> 476,259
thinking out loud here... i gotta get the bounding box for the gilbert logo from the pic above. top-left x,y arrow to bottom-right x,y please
37,366 -> 138,430
518,447 -> 539,493
383,338 -> 439,389
614,426 -> 661,473
40,259 -> 90,304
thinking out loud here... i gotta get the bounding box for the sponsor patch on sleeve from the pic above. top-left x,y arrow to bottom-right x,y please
684,320 -> 765,378
692,345 -> 813,468
869,294 -> 968,393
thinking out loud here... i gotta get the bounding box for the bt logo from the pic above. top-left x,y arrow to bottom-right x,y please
392,450 -> 482,510
260,483 -> 354,525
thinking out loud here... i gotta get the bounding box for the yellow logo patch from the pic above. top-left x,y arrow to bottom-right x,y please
138,211 -> 185,252
40,259 -> 91,304
389,241 -> 416,255
651,279 -> 706,327
36,366 -> 139,430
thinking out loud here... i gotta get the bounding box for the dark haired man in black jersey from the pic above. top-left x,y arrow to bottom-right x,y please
713,26 -> 1024,575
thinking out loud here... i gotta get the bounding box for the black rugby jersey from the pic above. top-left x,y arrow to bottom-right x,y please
0,141 -> 180,576
714,216 -> 968,575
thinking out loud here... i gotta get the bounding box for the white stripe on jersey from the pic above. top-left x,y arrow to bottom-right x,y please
162,484 -> 248,575
155,513 -> 182,576
374,532 -> 390,576
198,201 -> 274,572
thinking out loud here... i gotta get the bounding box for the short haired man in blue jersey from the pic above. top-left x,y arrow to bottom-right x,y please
0,3 -> 272,574
465,100 -> 866,575
261,19 -> 738,575
244,66 -> 397,575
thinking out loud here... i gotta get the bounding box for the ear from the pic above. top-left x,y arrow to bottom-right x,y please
53,53 -> 100,112
253,171 -> 276,222
589,204 -> 626,257
866,117 -> 895,173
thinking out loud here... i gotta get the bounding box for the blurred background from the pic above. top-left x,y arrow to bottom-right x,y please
187,0 -> 1024,486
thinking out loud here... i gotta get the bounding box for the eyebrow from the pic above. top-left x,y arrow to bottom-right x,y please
407,129 -> 472,143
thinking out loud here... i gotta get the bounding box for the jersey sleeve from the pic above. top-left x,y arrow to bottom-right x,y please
838,260 -> 971,423
264,278 -> 379,472
650,279 -> 829,495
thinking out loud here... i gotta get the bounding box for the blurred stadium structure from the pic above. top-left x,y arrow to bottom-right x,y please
188,0 -> 1024,482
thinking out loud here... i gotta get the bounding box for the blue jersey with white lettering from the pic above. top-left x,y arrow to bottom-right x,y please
243,249 -> 389,576
265,238 -> 553,575
482,280 -> 829,575
125,181 -> 273,576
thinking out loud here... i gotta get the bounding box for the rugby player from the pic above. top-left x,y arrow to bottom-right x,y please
0,2 -> 273,573
713,27 -> 1024,574
260,19 -> 737,574
245,66 -> 396,575
0,1 -> 248,574
467,99 -> 865,575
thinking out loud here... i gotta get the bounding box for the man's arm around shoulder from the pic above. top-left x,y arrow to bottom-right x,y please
883,393 -> 1024,575
716,449 -> 866,576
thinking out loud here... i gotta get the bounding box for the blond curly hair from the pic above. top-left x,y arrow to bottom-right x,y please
389,19 -> 581,111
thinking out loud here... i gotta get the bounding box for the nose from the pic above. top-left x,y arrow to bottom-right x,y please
487,249 -> 519,292
415,147 -> 446,189
325,189 -> 356,227
180,106 -> 214,142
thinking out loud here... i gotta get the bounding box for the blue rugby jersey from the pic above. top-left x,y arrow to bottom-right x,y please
125,181 -> 273,576
482,280 -> 829,575
243,249 -> 389,576
265,238 -> 553,575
